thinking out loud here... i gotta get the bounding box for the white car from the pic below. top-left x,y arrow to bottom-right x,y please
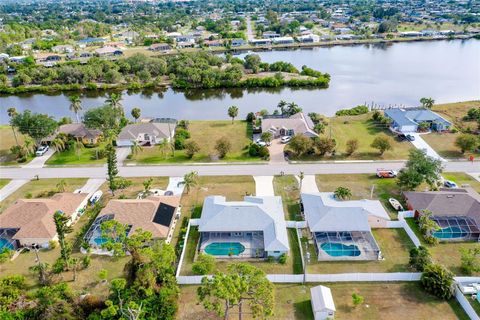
35,145 -> 49,156
255,139 -> 267,147
280,136 -> 292,143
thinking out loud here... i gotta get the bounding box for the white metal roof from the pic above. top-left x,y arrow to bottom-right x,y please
311,285 -> 336,312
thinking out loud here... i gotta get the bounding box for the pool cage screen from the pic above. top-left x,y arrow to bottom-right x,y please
0,228 -> 18,250
432,216 -> 480,241
84,214 -> 114,247
314,231 -> 381,261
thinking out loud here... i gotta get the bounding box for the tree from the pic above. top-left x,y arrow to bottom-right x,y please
53,210 -> 73,267
460,247 -> 480,275
289,134 -> 313,156
403,149 -> 443,189
83,105 -> 124,136
184,140 -> 200,158
73,138 -> 84,160
314,137 -> 336,156
420,264 -> 454,300
260,132 -> 272,144
192,253 -> 216,275
346,139 -> 359,156
7,107 -> 19,146
68,95 -> 83,123
183,171 -> 199,194
420,97 -> 435,109
228,106 -> 239,124
56,179 -> 67,192
131,107 -> 141,122
397,167 -> 424,191
158,139 -> 169,159
409,246 -> 433,271
352,293 -> 364,307
51,137 -> 66,152
418,210 -> 440,245
69,257 -> 80,282
106,143 -> 119,195
334,187 -> 352,200
299,171 -> 304,192
198,263 -> 274,320
142,178 -> 153,197
370,136 -> 392,155
106,92 -> 123,110
215,137 -> 231,158
130,140 -> 143,159
244,54 -> 261,73
11,110 -> 58,146
455,134 -> 477,154
277,101 -> 302,116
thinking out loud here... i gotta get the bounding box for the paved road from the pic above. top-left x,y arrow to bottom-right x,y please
1,161 -> 478,179
246,16 -> 255,41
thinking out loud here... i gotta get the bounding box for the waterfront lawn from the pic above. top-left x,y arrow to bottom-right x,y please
0,178 -> 88,213
46,142 -> 108,166
432,100 -> 480,132
406,218 -> 480,276
315,174 -> 404,219
0,125 -> 30,165
306,228 -> 415,274
99,176 -> 169,200
273,175 -> 302,221
126,120 -> 260,164
178,282 -> 467,320
442,172 -> 480,193
327,114 -> 414,160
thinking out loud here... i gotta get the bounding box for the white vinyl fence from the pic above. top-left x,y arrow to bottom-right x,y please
176,219 -> 192,277
455,286 -> 480,320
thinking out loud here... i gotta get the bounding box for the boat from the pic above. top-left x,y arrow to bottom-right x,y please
89,190 -> 103,204
388,198 -> 404,211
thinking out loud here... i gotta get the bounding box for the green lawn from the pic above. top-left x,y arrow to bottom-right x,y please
442,172 -> 480,193
315,174 -> 404,219
0,179 -> 11,189
0,125 -> 31,165
467,295 -> 480,316
0,178 -> 88,213
406,218 -> 480,276
178,282 -> 468,320
46,143 -> 108,166
422,132 -> 477,159
306,228 -> 415,273
273,175 -> 302,220
126,120 -> 261,164
432,100 -> 480,132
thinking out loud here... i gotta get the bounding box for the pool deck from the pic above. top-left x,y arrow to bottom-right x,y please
316,238 -> 380,261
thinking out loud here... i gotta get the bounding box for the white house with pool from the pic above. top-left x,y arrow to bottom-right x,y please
194,195 -> 290,258
301,192 -> 391,261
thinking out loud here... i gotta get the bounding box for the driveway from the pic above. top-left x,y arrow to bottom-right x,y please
268,139 -> 286,164
254,176 -> 274,196
408,133 -> 445,161
76,178 -> 105,196
116,147 -> 131,166
0,179 -> 28,201
22,148 -> 55,168
166,177 -> 186,196
297,175 -> 319,193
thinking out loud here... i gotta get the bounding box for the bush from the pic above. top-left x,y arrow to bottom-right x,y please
0,248 -> 13,264
48,240 -> 58,249
420,264 -> 454,300
246,112 -> 255,122
372,110 -> 382,121
258,146 -> 269,159
249,143 -> 260,157
192,253 -> 216,275
82,255 -> 91,269
409,246 -> 432,271
266,256 -> 275,263
215,137 -> 231,158
184,140 -> 200,158
278,253 -> 288,264
335,105 -> 369,116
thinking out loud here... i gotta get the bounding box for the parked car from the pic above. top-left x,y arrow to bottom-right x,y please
444,180 -> 458,188
280,136 -> 292,143
255,139 -> 267,147
35,145 -> 49,156
376,169 -> 397,178
406,134 -> 415,141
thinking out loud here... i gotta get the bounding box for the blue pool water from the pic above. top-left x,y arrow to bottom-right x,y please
433,226 -> 468,239
204,242 -> 245,256
321,242 -> 361,257
93,237 -> 108,246
0,238 -> 14,250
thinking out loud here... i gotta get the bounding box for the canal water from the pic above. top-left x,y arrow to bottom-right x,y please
1,39 -> 478,123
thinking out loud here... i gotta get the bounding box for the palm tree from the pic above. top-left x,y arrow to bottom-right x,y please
420,97 -> 435,109
298,171 -> 304,192
228,105 -> 239,124
106,92 -> 123,110
68,95 -> 83,123
130,140 -> 143,159
51,137 -> 65,152
131,107 -> 141,122
73,138 -> 83,160
56,179 -> 67,192
143,177 -> 153,197
7,107 -> 19,146
159,139 -> 168,159
23,137 -> 35,156
334,187 -> 352,200
183,171 -> 199,194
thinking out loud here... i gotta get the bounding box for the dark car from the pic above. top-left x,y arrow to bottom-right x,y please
406,134 -> 415,141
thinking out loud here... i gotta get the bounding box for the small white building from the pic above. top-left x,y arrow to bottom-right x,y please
310,285 -> 336,320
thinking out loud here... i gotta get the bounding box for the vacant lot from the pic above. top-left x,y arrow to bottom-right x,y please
0,125 -> 29,165
432,100 -> 480,131
46,142 -> 108,166
178,282 -> 468,320
126,120 -> 259,164
0,178 -> 88,213
422,132 -> 477,159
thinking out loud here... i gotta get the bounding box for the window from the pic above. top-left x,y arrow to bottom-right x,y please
274,251 -> 280,253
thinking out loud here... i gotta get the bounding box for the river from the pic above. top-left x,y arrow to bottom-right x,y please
1,39 -> 479,123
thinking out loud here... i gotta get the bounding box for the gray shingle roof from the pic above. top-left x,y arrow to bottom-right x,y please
261,112 -> 318,137
118,122 -> 175,140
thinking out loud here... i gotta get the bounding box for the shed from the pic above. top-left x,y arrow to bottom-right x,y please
310,285 -> 335,320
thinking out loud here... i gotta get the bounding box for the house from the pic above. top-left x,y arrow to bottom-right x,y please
298,34 -> 320,43
57,124 -> 102,145
310,285 -> 336,320
195,196 -> 290,258
301,192 -> 390,260
204,40 -> 224,47
176,41 -> 195,49
116,120 -> 177,147
272,36 -> 295,45
84,195 -> 181,251
262,32 -> 280,38
149,43 -> 171,52
250,39 -> 272,46
231,38 -> 246,47
400,31 -> 423,37
95,46 -> 123,56
77,37 -> 106,48
0,193 -> 89,249
52,44 -> 74,53
404,188 -> 480,241
261,112 -> 318,138
384,108 -> 452,133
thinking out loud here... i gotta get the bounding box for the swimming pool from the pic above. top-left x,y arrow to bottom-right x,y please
433,226 -> 468,239
93,237 -> 108,246
320,242 -> 361,257
0,238 -> 14,250
204,242 -> 245,256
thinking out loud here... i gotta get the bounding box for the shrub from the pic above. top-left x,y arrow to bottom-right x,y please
371,110 -> 382,121
258,146 -> 269,159
192,253 -> 216,275
409,246 -> 432,271
335,105 -> 369,116
266,256 -> 275,263
215,137 -> 231,158
82,255 -> 91,269
48,240 -> 58,249
0,248 -> 13,263
420,264 -> 454,300
345,139 -> 359,156
184,140 -> 200,158
278,253 -> 288,264
370,136 -> 392,155
246,112 -> 255,122
249,143 -> 260,157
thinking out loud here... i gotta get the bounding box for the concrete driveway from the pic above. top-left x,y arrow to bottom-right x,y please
409,133 -> 444,161
76,178 -> 105,196
268,139 -> 286,164
254,176 -> 274,196
22,148 -> 55,168
116,147 -> 132,166
167,177 -> 186,196
297,175 -> 319,193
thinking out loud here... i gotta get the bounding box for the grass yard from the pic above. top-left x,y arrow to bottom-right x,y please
0,125 -> 30,165
406,218 -> 480,276
467,295 -> 480,316
421,132 -> 477,159
327,114 -> 414,160
178,282 -> 468,320
46,143 -> 108,166
442,172 -> 480,193
273,175 -> 302,220
0,178 -> 88,213
306,228 -> 415,274
432,100 -> 480,132
126,120 -> 261,164
99,176 -> 169,201
315,174 -> 404,219
0,179 -> 11,189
